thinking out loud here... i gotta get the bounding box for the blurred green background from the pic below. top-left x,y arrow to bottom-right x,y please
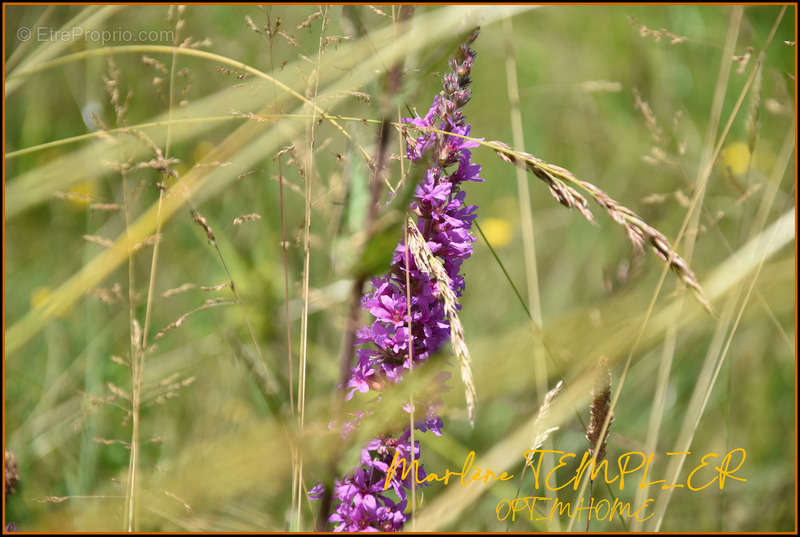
4,5 -> 795,532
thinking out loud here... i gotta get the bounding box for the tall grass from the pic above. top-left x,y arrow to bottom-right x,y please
4,5 -> 795,532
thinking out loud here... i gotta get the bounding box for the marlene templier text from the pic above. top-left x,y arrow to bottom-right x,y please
384,448 -> 747,522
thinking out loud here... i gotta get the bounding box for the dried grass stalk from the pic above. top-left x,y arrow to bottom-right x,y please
406,217 -> 477,426
488,140 -> 711,312
297,10 -> 322,31
191,209 -> 217,246
633,88 -> 667,146
153,298 -> 234,341
200,281 -> 230,292
531,380 -> 563,451
83,234 -> 115,248
162,283 -> 196,298
232,213 -> 262,225
491,141 -> 595,222
89,203 -> 121,212
745,64 -> 762,155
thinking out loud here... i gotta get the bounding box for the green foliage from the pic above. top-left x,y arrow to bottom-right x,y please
4,5 -> 795,532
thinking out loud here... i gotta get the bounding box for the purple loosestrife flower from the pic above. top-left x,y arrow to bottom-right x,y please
346,32 -> 483,401
314,30 -> 482,532
327,431 -> 426,532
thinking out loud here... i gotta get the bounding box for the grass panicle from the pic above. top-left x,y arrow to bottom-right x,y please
585,357 -> 613,464
406,217 -> 477,427
531,380 -> 563,452
487,139 -> 712,313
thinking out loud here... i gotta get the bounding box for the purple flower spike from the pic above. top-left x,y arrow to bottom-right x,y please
312,29 -> 482,532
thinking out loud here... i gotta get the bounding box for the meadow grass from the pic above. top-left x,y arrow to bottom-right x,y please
4,4 -> 795,532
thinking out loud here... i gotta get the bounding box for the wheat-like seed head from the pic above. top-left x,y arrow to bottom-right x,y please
586,357 -> 613,464
488,140 -> 712,313
531,380 -> 563,451
406,217 -> 477,426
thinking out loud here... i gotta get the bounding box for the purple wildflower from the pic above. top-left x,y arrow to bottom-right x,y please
314,29 -> 482,532
328,431 -> 426,532
308,483 -> 326,501
346,32 -> 482,399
